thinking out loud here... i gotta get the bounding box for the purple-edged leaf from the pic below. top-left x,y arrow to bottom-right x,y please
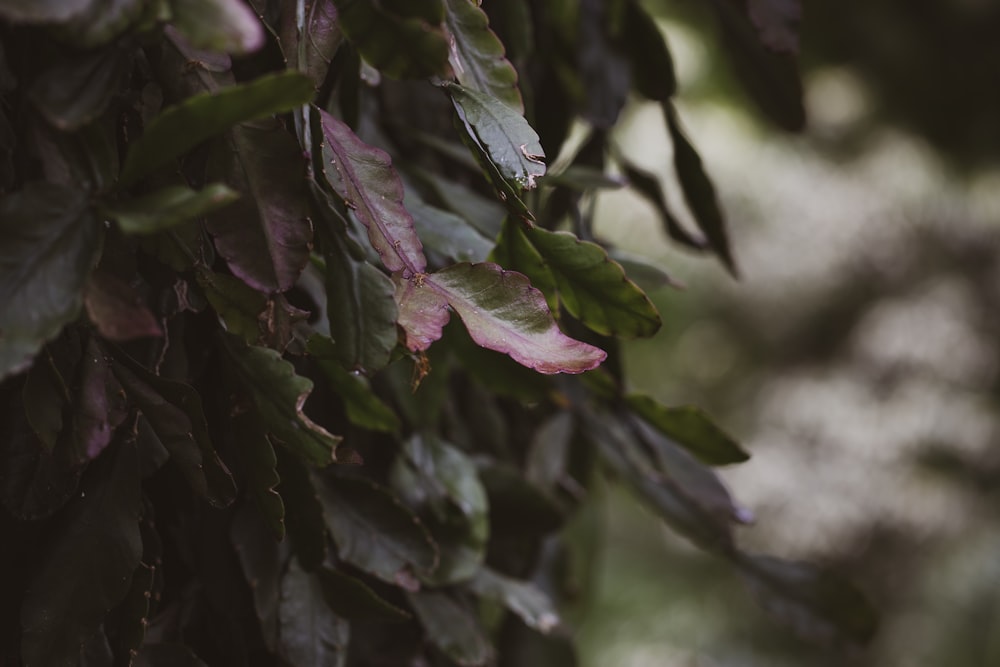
279,0 -> 343,87
83,269 -> 163,342
397,263 -> 606,375
748,0 -> 801,54
444,0 -> 523,113
315,107 -> 426,275
170,0 -> 266,55
206,120 -> 312,293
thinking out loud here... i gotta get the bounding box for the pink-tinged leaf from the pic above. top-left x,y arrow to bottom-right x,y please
315,107 -> 426,276
83,269 -> 163,342
396,263 -> 606,375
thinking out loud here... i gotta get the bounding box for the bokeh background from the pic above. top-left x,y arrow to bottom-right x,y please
575,2 -> 1000,665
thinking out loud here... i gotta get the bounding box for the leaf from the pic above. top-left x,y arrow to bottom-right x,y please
626,394 -> 750,465
470,567 -> 561,634
332,0 -> 451,79
616,155 -> 707,251
316,567 -> 411,620
29,47 -> 132,131
526,227 -> 662,338
278,559 -> 351,667
747,0 -> 801,54
120,71 -> 315,185
444,0 -> 523,113
20,437 -> 142,667
308,335 -> 401,432
408,590 -> 493,667
110,348 -> 237,507
281,0 -> 343,87
478,462 -> 564,536
222,334 -> 342,466
315,107 -> 426,275
525,412 -> 574,490
206,120 -> 312,293
620,0 -> 676,101
0,183 -> 101,381
395,263 -> 606,374
0,0 -> 91,22
134,644 -> 210,667
55,0 -> 148,48
489,218 -> 558,315
406,190 -> 494,264
234,411 -> 286,539
106,561 -> 156,663
105,184 -> 240,236
607,249 -> 683,292
737,553 -> 879,645
231,505 -> 282,647
417,171 -> 505,240
665,103 -> 739,275
83,269 -> 163,342
578,0 -> 630,128
317,474 -> 439,590
276,449 -> 328,570
169,0 -> 265,55
446,82 -> 546,190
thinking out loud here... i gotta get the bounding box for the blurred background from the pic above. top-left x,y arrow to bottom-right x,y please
576,1 -> 1000,665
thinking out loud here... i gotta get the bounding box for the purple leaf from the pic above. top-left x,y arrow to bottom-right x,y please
83,269 -> 163,342
315,107 -> 426,276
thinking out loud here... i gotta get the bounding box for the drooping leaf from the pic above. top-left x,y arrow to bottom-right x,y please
446,82 -> 546,190
83,269 -> 163,342
308,335 -> 401,433
222,334 -> 342,466
120,71 -> 314,184
317,474 -> 438,590
316,567 -> 411,620
169,0 -> 265,55
206,120 -> 312,293
737,553 -> 879,646
747,0 -> 802,54
444,0 -> 523,113
626,394 -> 750,465
105,184 -> 240,236
526,226 -> 662,338
408,590 -> 493,667
0,183 -> 100,380
20,437 -> 142,667
315,107 -> 426,275
395,263 -> 606,374
278,559 -> 351,667
489,218 -> 559,315
664,103 -> 739,275
29,48 -> 132,131
332,0 -> 451,79
276,449 -> 328,570
110,347 -> 237,507
620,0 -> 676,101
616,155 -> 708,251
470,567 -> 561,634
0,0 -> 91,23
578,0 -> 630,128
234,411 -> 286,539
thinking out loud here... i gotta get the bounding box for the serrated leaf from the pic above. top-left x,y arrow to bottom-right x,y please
526,227 -> 661,338
234,412 -> 286,539
395,263 -> 606,374
620,0 -> 676,101
0,0 -> 91,23
317,474 -> 438,590
110,348 -> 237,507
20,437 -> 142,667
315,107 -> 426,275
170,0 -> 265,55
446,81 -> 545,190
278,559 -> 350,667
195,269 -> 266,342
308,335 -> 400,432
0,183 -> 100,381
206,120 -> 312,293
470,567 -> 561,634
626,394 -> 749,465
332,0 -> 451,79
83,269 -> 163,342
617,155 -> 707,251
120,71 -> 315,185
408,590 -> 493,666
222,335 -> 341,466
738,553 -> 879,645
29,47 -> 132,131
444,0 -> 523,113
316,567 -> 411,620
105,184 -> 239,236
490,218 -> 559,315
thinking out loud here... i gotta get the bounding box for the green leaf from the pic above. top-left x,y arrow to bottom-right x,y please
526,227 -> 662,338
408,590 -> 493,666
417,171 -> 505,239
620,0 -> 676,101
315,107 -> 427,275
195,269 -> 266,342
276,449 -> 328,570
169,0 -> 265,54
444,0 -> 523,113
234,411 -> 286,539
222,335 -> 342,466
626,394 -> 750,465
55,0 -> 149,48
316,567 -> 411,620
120,71 -> 315,185
607,249 -> 682,293
737,553 -> 879,645
470,567 -> 561,634
406,189 -> 495,264
616,155 -> 707,251
0,183 -> 100,381
664,103 -> 738,275
206,120 -> 312,293
395,262 -> 607,374
308,334 -> 400,432
29,48 -> 132,131
110,348 -> 237,507
83,269 -> 163,342
0,0 -> 91,23
446,81 -> 546,190
525,412 -> 574,491
278,559 -> 350,667
20,437 -> 142,667
105,184 -> 239,236
230,506 -> 282,647
317,474 -> 439,590
490,218 -> 559,315
332,0 -> 451,79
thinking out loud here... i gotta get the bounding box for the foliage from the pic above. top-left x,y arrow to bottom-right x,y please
0,1 -> 875,665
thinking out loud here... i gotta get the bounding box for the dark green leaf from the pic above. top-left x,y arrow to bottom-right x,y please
276,449 -> 328,570
234,412 -> 286,539
134,643 -> 210,667
317,474 -> 439,590
279,559 -> 350,667
105,184 -> 239,236
479,462 -> 564,536
316,566 -> 411,620
231,505 -> 282,647
408,590 -> 493,666
538,165 -> 626,191
169,0 -> 265,54
83,268 -> 163,342
490,218 -> 559,315
621,0 -> 676,101
308,335 -> 401,432
0,0 -> 91,22
0,183 -> 100,380
525,412 -> 574,491
444,0 -> 523,112
55,0 -> 148,48
470,567 -> 561,633
418,171 -> 506,239
120,71 -> 314,184
20,437 -> 142,667
617,155 -> 707,251
222,334 -> 342,466
607,249 -> 682,292
626,394 -> 750,465
206,120 -> 312,293
737,553 -> 879,645
29,47 -> 132,131
578,0 -> 630,128
407,189 -> 495,264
